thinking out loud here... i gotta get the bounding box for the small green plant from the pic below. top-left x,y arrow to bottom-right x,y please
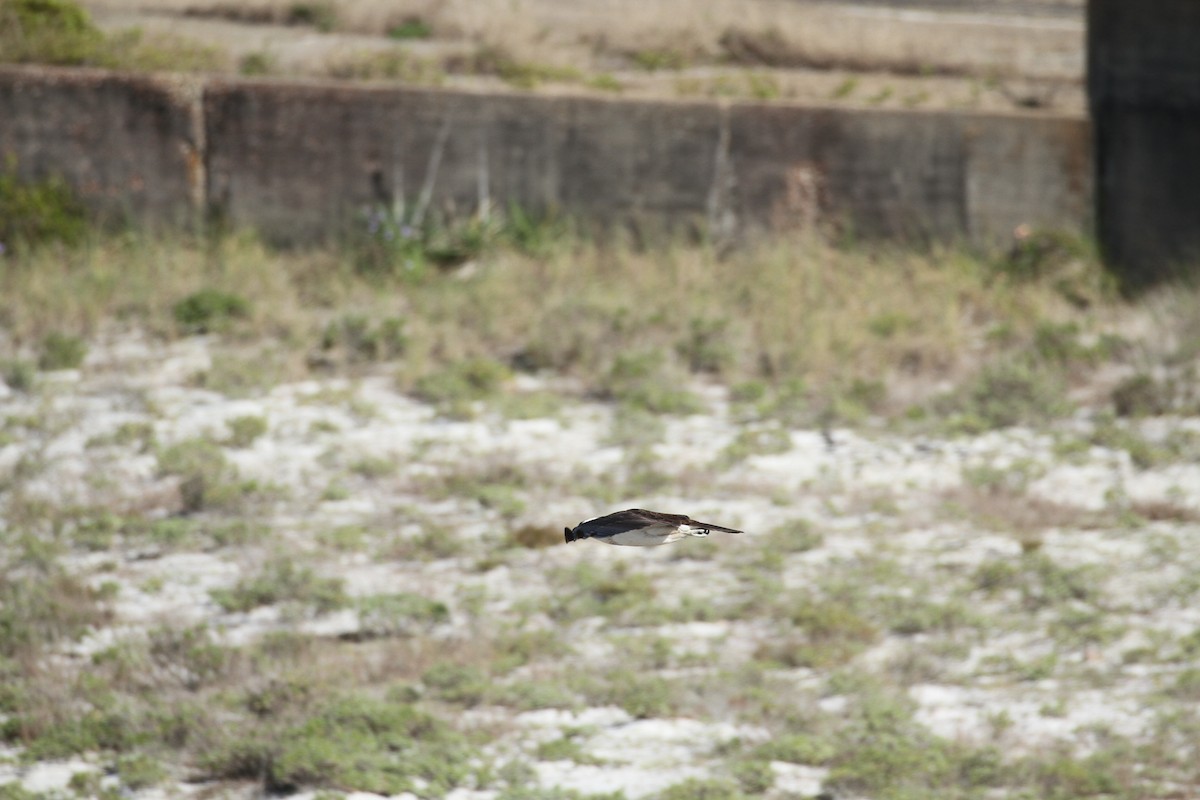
0,169 -> 88,249
752,733 -> 836,765
1111,372 -> 1174,417
832,77 -> 859,98
588,73 -> 623,92
756,594 -> 877,669
676,316 -> 734,374
172,289 -> 250,334
349,455 -> 398,479
535,735 -> 603,765
935,359 -> 1068,432
0,0 -> 104,66
2,359 -> 36,392
656,778 -> 748,800
157,437 -> 244,513
631,47 -> 688,71
239,51 -> 275,75
320,314 -> 407,363
412,357 -> 512,417
225,414 -> 268,448
285,1 -> 336,31
115,753 -> 165,790
194,352 -> 285,397
548,562 -> 657,623
210,559 -> 348,614
763,518 -> 823,553
422,662 -> 489,706
201,693 -> 479,795
388,16 -> 431,39
600,351 -> 703,415
0,568 -> 113,658
715,424 -> 791,468
356,592 -> 449,638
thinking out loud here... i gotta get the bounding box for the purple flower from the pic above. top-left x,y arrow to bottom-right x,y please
400,225 -> 414,239
0,242 -> 6,256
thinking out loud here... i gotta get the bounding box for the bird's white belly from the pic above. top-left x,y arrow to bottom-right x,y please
603,526 -> 681,546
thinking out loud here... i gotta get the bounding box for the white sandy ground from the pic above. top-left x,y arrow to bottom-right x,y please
2,330 -> 1200,797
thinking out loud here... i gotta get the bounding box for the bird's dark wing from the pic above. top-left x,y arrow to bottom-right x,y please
624,509 -> 691,526
570,509 -> 662,540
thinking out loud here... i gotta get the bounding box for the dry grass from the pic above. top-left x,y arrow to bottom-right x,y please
75,0 -> 1083,110
0,228 -> 1127,411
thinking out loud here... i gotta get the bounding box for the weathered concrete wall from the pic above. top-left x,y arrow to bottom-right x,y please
1,65 -> 1090,247
202,80 -> 725,241
0,65 -> 202,227
728,104 -> 1089,242
1088,0 -> 1200,283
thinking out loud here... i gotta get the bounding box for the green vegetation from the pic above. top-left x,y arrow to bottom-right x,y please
388,17 -> 432,40
0,169 -> 88,251
412,357 -> 512,417
0,0 -> 222,71
172,289 -> 251,334
37,331 -> 87,371
157,437 -> 248,513
224,414 -> 268,448
210,559 -> 348,614
356,592 -> 449,638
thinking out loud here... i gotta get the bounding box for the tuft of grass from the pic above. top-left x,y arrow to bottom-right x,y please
210,558 -> 348,615
2,359 -> 37,392
1111,372 -> 1176,417
599,350 -> 704,415
0,0 -> 222,72
0,0 -> 104,66
656,778 -> 749,800
763,518 -> 823,553
172,289 -> 250,335
934,358 -> 1069,432
239,51 -> 274,76
156,437 -> 249,513
0,169 -> 88,251
200,693 -> 479,796
0,568 -> 113,659
285,1 -> 336,31
355,592 -> 449,638
319,314 -> 407,364
422,662 -> 489,706
548,562 -> 657,624
225,414 -> 267,448
115,753 -> 165,790
715,424 -> 791,468
412,357 -> 512,417
388,16 -> 431,40
756,594 -> 878,669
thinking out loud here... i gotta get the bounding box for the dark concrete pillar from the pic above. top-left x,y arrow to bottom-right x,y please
1088,0 -> 1200,285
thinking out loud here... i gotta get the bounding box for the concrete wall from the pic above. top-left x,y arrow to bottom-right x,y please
0,66 -> 202,228
1088,0 -> 1200,284
1,65 -> 1091,247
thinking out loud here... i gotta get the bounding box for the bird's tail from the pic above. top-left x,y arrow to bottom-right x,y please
564,527 -> 578,543
694,521 -> 743,534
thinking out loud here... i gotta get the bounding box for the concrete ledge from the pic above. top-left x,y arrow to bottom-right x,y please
1,66 -> 1091,246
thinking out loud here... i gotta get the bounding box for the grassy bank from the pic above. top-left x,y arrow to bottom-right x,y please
2,219 -> 1175,430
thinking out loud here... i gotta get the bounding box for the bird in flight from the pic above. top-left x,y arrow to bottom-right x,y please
565,508 -> 743,547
